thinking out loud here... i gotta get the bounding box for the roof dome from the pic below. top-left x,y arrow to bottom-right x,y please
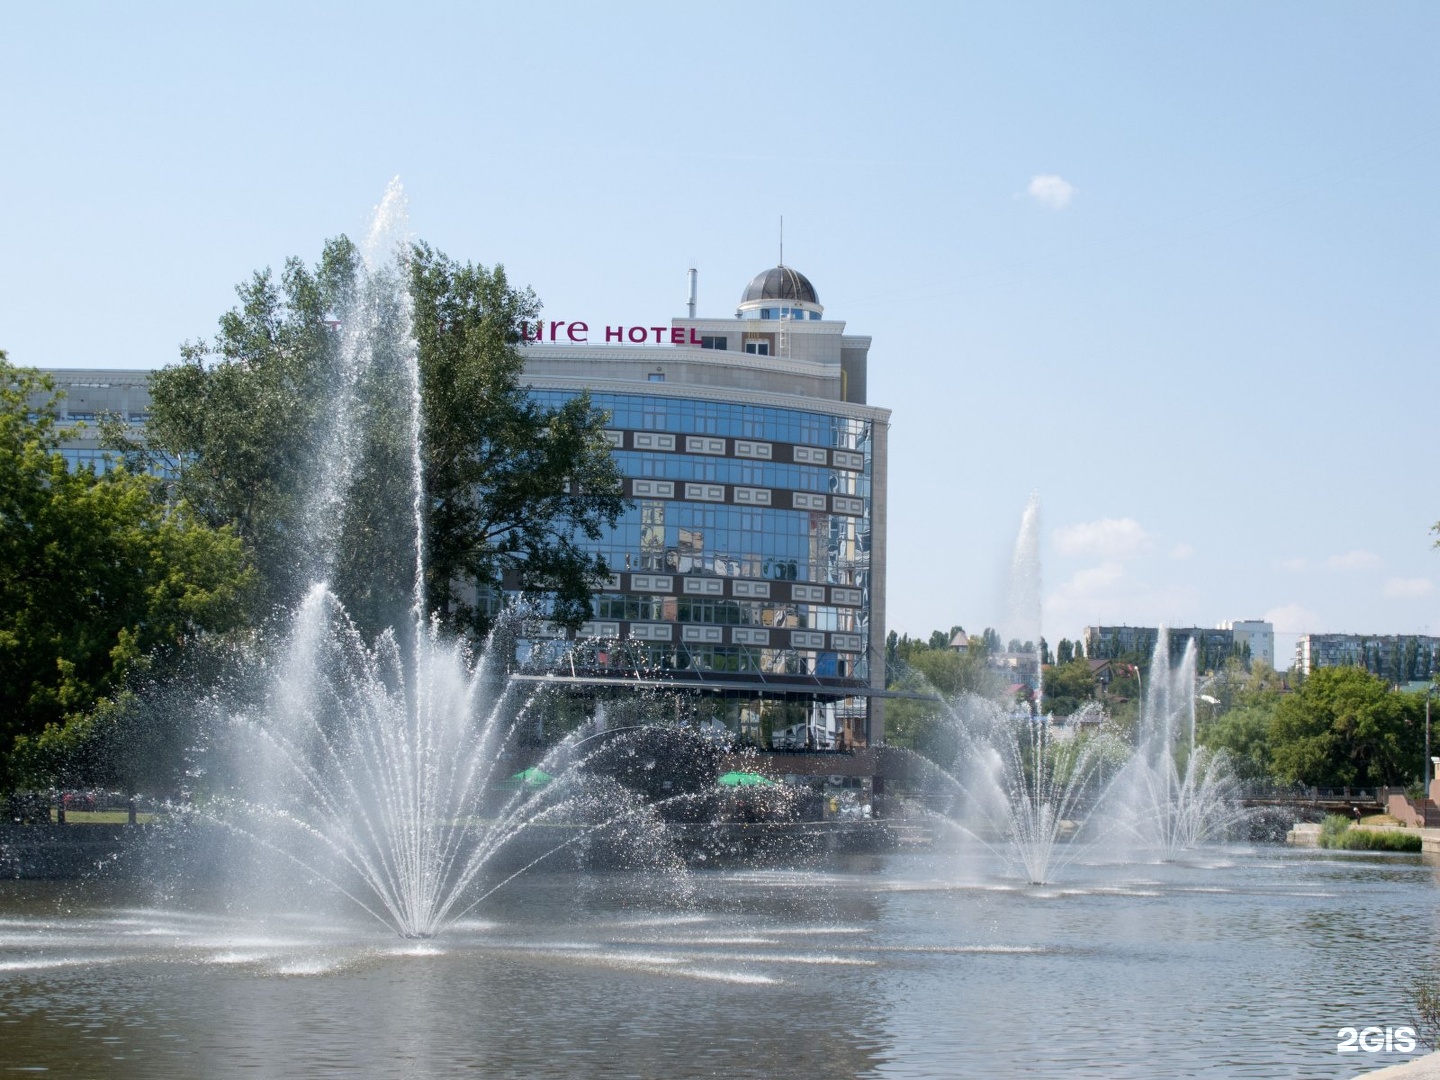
741,266 -> 819,306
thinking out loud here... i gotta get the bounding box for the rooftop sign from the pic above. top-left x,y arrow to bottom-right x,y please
521,321 -> 703,346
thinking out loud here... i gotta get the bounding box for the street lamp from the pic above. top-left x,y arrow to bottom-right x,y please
1426,685 -> 1436,805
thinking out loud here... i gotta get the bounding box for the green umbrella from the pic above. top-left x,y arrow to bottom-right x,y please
512,767 -> 553,787
717,771 -> 774,787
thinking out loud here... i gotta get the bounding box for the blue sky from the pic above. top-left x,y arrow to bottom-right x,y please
3,2 -> 1437,661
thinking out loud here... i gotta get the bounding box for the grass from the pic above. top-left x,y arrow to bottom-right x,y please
51,810 -> 159,825
1318,814 -> 1422,852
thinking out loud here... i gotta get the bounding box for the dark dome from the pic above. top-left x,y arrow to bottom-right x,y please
741,266 -> 819,306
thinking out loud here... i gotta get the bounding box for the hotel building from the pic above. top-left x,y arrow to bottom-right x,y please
35,263 -> 892,752
516,265 -> 890,750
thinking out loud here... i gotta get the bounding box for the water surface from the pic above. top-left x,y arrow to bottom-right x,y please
1,846 -> 1433,1078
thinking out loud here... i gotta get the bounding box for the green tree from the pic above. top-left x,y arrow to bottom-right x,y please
132,239 -> 626,639
885,642 -> 1004,762
1268,666 -> 1423,787
1042,658 -> 1097,717
410,243 -> 626,634
0,355 -> 251,788
1056,638 -> 1074,666
1199,704 -> 1275,780
126,238 -> 362,619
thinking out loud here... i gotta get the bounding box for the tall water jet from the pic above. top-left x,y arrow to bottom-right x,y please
1005,493 -> 1044,716
909,692 -> 1114,885
1113,629 -> 1248,852
182,183 -> 679,938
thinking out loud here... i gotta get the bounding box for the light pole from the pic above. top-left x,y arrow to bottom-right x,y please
1426,685 -> 1436,805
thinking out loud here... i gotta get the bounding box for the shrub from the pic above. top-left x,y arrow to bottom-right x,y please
1317,815 -> 1422,852
1337,828 -> 1422,852
1410,976 -> 1440,1050
1319,814 -> 1351,847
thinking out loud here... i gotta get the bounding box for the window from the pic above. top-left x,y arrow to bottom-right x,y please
699,336 -> 727,350
647,372 -> 665,382
744,341 -> 769,356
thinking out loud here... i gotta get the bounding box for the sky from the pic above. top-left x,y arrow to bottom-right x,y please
3,2 -> 1437,663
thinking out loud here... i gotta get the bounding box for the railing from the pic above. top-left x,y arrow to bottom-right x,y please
1238,783 -> 1384,806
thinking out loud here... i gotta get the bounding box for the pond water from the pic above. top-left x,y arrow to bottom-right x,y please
1,845 -> 1434,1078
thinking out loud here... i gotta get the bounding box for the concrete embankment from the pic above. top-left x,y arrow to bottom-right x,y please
0,824 -> 145,878
1363,1050 -> 1440,1078
1,818 -> 930,880
1287,822 -> 1322,846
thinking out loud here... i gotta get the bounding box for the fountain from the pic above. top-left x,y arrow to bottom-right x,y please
3,270 -> 1431,1078
919,694 -> 1114,884
909,499 -> 1250,880
1110,628 -> 1249,852
172,182 -> 680,938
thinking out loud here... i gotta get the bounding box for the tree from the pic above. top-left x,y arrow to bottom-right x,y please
0,354 -> 251,788
1041,658 -> 1097,717
883,628 -> 1005,762
1199,705 -> 1275,780
126,238 -> 363,620
132,239 -> 627,639
1267,666 -> 1423,787
411,243 -> 626,634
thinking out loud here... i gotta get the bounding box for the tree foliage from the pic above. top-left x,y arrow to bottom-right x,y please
884,628 -> 1006,761
0,354 -> 251,788
1267,666 -> 1423,787
131,239 -> 626,639
1041,658 -> 1098,717
126,238 -> 361,619
410,243 -> 625,635
1199,705 -> 1275,780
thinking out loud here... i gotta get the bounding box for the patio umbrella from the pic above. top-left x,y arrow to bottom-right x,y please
716,771 -> 774,787
512,767 -> 553,787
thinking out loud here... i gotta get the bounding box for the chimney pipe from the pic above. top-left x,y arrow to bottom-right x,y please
687,267 -> 697,319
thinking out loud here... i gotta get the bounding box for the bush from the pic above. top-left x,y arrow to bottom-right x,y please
1410,976 -> 1440,1050
1319,814 -> 1351,847
1317,815 -> 1422,852
1337,829 -> 1422,852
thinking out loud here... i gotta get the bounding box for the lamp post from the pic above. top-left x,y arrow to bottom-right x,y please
1426,685 -> 1436,805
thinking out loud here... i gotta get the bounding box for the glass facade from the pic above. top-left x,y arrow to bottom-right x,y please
521,389 -> 875,695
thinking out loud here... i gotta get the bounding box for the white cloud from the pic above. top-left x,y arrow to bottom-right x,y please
1027,174 -> 1076,210
1053,518 -> 1152,560
1277,556 -> 1308,573
1263,603 -> 1321,633
1169,542 -> 1195,561
1382,577 -> 1434,599
1326,549 -> 1382,571
1044,562 -> 1202,641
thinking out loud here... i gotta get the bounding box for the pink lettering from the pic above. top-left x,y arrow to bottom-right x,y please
689,328 -> 702,345
520,321 -> 541,342
650,326 -> 665,342
628,326 -> 647,343
567,321 -> 589,342
550,320 -> 565,341
670,327 -> 684,345
606,325 -> 624,342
